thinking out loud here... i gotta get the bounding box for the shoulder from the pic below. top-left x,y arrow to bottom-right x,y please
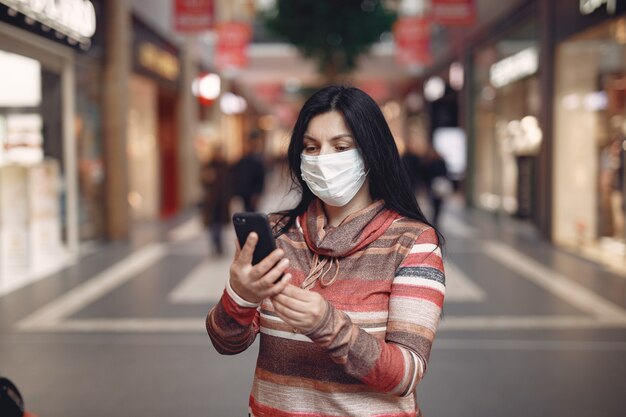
390,217 -> 441,250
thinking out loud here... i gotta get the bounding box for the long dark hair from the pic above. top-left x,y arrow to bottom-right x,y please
276,85 -> 443,245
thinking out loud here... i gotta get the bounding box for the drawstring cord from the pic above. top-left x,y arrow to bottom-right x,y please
301,253 -> 340,290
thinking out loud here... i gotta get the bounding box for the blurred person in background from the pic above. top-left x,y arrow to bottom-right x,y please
232,131 -> 266,212
401,148 -> 426,195
424,144 -> 451,228
200,145 -> 232,256
206,86 -> 445,417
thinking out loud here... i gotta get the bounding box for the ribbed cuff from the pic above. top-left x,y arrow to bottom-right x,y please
226,280 -> 261,308
304,300 -> 334,339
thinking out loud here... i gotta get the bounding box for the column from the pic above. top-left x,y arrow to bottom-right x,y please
103,0 -> 131,240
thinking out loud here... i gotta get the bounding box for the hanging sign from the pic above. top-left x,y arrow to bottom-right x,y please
393,16 -> 431,67
0,0 -> 96,45
173,0 -> 214,32
215,22 -> 252,71
431,0 -> 476,26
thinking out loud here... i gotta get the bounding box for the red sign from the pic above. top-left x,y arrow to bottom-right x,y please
215,22 -> 252,71
173,0 -> 214,32
431,0 -> 476,26
393,17 -> 431,67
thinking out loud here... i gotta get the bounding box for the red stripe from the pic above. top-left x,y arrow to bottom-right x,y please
362,341 -> 405,392
221,290 -> 258,326
400,253 -> 443,270
392,285 -> 444,307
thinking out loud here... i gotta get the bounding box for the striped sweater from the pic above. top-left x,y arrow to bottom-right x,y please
206,200 -> 445,417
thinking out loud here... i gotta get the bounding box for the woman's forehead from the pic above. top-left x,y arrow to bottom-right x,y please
304,111 -> 351,139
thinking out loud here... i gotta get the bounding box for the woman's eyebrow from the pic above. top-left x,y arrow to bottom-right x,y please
303,133 -> 353,141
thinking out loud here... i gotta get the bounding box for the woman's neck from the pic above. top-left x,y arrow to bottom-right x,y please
323,183 -> 373,228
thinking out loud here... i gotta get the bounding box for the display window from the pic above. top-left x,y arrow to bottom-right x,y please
470,14 -> 540,219
127,75 -> 161,221
553,16 -> 626,268
0,47 -> 68,291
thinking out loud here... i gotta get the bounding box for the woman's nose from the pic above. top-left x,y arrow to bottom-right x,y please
318,144 -> 332,155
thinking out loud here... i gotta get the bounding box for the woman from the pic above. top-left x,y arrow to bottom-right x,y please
206,86 -> 445,417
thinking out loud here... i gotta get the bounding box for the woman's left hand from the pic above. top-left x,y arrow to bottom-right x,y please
271,285 -> 328,334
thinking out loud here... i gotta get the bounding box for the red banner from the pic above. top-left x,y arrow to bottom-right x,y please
173,0 -> 214,32
215,22 -> 252,71
393,17 -> 431,67
431,0 -> 476,26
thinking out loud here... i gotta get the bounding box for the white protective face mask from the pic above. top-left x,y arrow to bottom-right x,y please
300,149 -> 368,207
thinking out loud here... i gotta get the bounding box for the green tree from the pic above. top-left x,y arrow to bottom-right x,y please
264,0 -> 395,83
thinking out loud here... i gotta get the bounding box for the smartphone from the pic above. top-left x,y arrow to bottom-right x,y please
232,212 -> 279,266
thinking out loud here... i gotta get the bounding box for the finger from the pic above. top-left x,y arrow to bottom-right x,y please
272,288 -> 310,313
271,295 -> 307,322
234,237 -> 241,255
238,232 -> 257,264
252,248 -> 285,278
256,258 -> 289,287
280,284 -> 313,301
264,273 -> 292,298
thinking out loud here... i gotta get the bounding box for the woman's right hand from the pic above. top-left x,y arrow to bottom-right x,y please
229,232 -> 292,304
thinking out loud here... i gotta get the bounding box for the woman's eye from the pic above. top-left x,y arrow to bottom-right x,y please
304,146 -> 317,153
335,146 -> 350,152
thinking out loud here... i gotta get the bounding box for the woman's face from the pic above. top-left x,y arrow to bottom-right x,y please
302,111 -> 357,156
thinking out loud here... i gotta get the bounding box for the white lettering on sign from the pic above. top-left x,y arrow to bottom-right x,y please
490,47 -> 538,89
0,0 -> 97,45
580,0 -> 617,15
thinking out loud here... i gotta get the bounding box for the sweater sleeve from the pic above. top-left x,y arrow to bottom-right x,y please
206,281 -> 261,355
304,227 -> 445,396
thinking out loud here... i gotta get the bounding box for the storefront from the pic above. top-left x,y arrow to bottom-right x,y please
468,2 -> 541,220
552,1 -> 626,270
0,0 -> 103,294
129,16 -> 181,220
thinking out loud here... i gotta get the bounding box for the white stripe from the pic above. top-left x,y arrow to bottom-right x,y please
226,279 -> 260,308
260,326 -> 313,342
406,349 -> 421,394
168,258 -> 230,304
436,338 -> 626,351
363,326 -> 387,333
410,243 -> 440,254
483,242 -> 626,320
393,276 -> 446,293
262,311 -> 389,324
18,318 -> 204,332
15,314 -> 626,333
443,260 -> 486,302
17,243 -> 166,329
260,312 -> 283,322
440,315 -> 626,330
344,311 -> 389,321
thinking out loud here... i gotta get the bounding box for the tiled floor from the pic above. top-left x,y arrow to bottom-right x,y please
1,173 -> 625,417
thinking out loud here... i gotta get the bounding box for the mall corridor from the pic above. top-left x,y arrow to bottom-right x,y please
1,167 -> 625,417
